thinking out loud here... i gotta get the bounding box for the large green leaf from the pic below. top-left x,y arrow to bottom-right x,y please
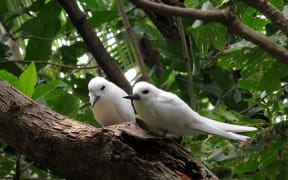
218,48 -> 252,70
58,42 -> 87,64
90,10 -> 118,27
33,80 -> 68,99
234,154 -> 259,175
19,62 -> 37,97
22,0 -> 62,60
0,65 -> 37,98
238,59 -> 282,93
25,39 -> 53,61
188,23 -> 227,57
0,70 -> 20,89
44,89 -> 80,118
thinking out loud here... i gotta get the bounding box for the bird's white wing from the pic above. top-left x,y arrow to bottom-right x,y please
113,88 -> 135,122
150,92 -> 202,134
153,92 -> 250,141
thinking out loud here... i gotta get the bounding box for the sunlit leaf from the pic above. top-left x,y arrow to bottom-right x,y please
19,62 -> 37,97
0,70 -> 20,89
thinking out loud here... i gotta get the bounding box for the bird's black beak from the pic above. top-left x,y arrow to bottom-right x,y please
123,94 -> 141,100
92,95 -> 100,107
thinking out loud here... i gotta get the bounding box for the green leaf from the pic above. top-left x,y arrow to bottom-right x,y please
19,62 -> 37,97
90,10 -> 118,27
44,89 -> 80,118
234,154 -> 259,174
59,42 -> 86,64
25,39 -> 53,60
188,23 -> 227,57
33,80 -> 68,99
22,0 -> 61,60
218,48 -> 249,70
238,59 -> 282,93
184,0 -> 201,8
0,70 -> 20,89
0,157 -> 15,177
241,172 -> 266,180
241,7 -> 269,31
260,141 -> 286,167
211,24 -> 227,49
2,7 -> 27,24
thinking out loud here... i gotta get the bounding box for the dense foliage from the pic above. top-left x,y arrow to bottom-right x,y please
0,0 -> 287,179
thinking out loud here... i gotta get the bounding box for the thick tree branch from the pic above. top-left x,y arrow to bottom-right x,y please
57,0 -> 132,93
128,0 -> 288,65
0,79 -> 218,179
241,0 -> 288,37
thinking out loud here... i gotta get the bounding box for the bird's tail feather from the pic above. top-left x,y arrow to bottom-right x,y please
202,117 -> 257,132
191,123 -> 250,141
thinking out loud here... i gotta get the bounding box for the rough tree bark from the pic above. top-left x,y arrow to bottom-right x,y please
0,79 -> 218,180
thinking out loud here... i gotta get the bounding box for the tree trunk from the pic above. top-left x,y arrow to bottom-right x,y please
0,79 -> 218,180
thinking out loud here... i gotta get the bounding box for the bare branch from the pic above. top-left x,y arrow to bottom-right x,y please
128,0 -> 288,65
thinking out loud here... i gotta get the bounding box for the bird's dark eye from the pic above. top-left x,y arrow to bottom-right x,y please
100,85 -> 106,91
142,89 -> 149,94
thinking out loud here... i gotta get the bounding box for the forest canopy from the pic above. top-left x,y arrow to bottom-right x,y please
0,0 -> 288,179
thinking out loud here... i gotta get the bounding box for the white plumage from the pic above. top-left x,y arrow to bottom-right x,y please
88,77 -> 135,126
124,81 -> 257,141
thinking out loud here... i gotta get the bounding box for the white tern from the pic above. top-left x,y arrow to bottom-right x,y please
124,81 -> 257,141
88,77 -> 135,126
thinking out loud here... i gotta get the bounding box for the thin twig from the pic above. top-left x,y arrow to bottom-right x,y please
17,29 -> 74,41
14,154 -> 21,180
176,17 -> 196,110
0,60 -> 99,70
125,5 -> 137,15
116,0 -> 151,82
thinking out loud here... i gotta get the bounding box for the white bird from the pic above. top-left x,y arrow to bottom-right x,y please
88,77 -> 135,126
124,81 -> 257,141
